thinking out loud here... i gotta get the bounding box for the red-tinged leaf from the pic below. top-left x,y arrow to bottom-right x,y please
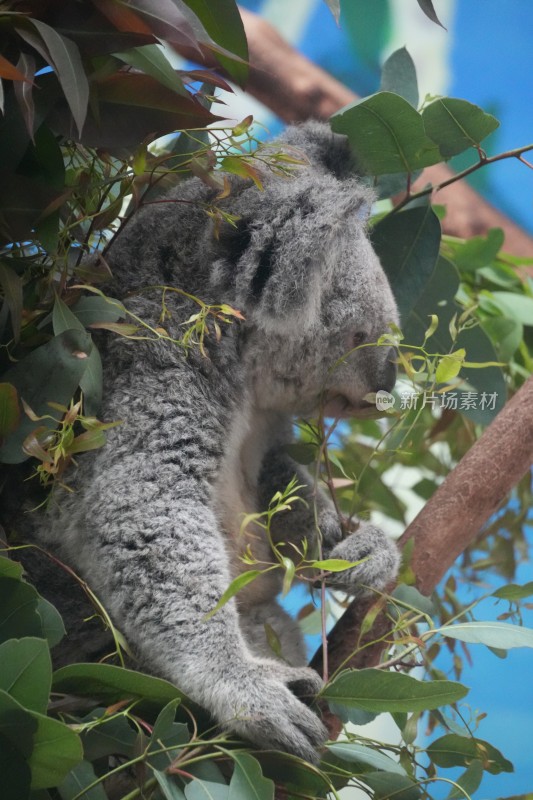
13,53 -> 36,138
180,68 -> 233,93
22,427 -> 54,463
56,28 -> 157,57
116,0 -> 202,52
0,53 -> 32,82
0,261 -> 23,342
92,0 -> 153,35
220,156 -> 263,190
0,384 -> 20,439
29,19 -> 89,137
51,73 -> 222,150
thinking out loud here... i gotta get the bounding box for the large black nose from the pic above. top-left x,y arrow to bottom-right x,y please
377,347 -> 397,393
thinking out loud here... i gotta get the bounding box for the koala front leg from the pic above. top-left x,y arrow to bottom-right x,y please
52,460 -> 326,763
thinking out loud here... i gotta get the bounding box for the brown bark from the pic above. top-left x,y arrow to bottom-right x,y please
310,375 -> 533,739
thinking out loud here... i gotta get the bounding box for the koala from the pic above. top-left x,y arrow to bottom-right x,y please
31,121 -> 400,762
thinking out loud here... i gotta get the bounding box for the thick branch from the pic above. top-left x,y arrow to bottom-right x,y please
311,375 -> 533,739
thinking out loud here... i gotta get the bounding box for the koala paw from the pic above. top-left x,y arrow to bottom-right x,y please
325,523 -> 400,595
222,661 -> 327,763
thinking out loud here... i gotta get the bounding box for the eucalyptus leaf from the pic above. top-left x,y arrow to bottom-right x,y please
422,98 -> 499,158
0,577 -> 42,644
36,597 -> 65,649
380,48 -> 419,108
57,760 -> 108,800
326,742 -> 407,776
0,689 -> 83,790
331,92 -> 441,176
447,759 -> 484,799
427,733 -> 513,774
0,329 -> 92,464
0,637 -> 51,714
492,581 -> 533,601
228,752 -> 274,800
184,779 -> 229,800
361,771 -> 421,800
372,205 -> 441,319
437,621 -> 533,649
322,669 -> 468,713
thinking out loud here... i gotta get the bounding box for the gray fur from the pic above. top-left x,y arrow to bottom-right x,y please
34,121 -> 400,762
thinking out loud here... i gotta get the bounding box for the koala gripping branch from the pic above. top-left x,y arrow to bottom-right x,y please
312,374 -> 533,739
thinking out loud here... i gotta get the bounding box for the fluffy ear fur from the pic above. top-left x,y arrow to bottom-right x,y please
215,170 -> 374,333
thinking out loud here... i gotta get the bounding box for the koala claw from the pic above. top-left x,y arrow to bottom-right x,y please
225,662 -> 327,763
326,523 -> 400,595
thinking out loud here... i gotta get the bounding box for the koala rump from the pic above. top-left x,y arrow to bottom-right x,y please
18,122 -> 400,762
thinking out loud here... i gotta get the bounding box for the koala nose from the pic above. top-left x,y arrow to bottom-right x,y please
378,347 -> 397,394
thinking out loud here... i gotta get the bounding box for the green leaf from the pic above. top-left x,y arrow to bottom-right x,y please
0,638 -> 51,714
148,699 -> 190,770
403,257 -> 506,425
331,92 -> 441,176
115,44 -> 188,95
422,98 -> 499,158
392,584 -> 435,617
56,760 -> 108,800
185,779 -> 229,800
372,206 -> 441,319
179,0 -> 249,86
52,295 -> 101,414
321,669 -> 468,713
0,382 -> 20,439
70,296 -> 125,327
310,559 -> 364,572
448,228 -> 504,272
0,261 -> 23,341
447,759 -> 484,799
0,730 -> 32,800
0,329 -> 92,464
380,48 -> 419,109
52,663 -> 191,719
416,0 -> 446,28
435,349 -> 465,384
361,771 -> 421,800
29,20 -> 89,138
205,570 -> 264,618
437,621 -> 533,649
0,577 -> 42,644
80,709 -> 137,761
228,752 -> 274,800
0,555 -> 24,579
426,733 -> 513,774
284,442 -> 317,465
0,689 -> 83,789
154,770 -> 187,800
488,292 -> 533,326
482,316 -> 523,361
492,581 -> 533,601
326,742 -> 407,775
36,597 -> 65,649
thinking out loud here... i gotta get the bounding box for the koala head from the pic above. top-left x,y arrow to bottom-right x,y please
211,123 -> 399,418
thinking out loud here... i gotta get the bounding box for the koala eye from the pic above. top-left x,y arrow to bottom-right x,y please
350,331 -> 367,348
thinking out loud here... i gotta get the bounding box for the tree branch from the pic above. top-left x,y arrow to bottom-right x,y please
311,374 -> 533,739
